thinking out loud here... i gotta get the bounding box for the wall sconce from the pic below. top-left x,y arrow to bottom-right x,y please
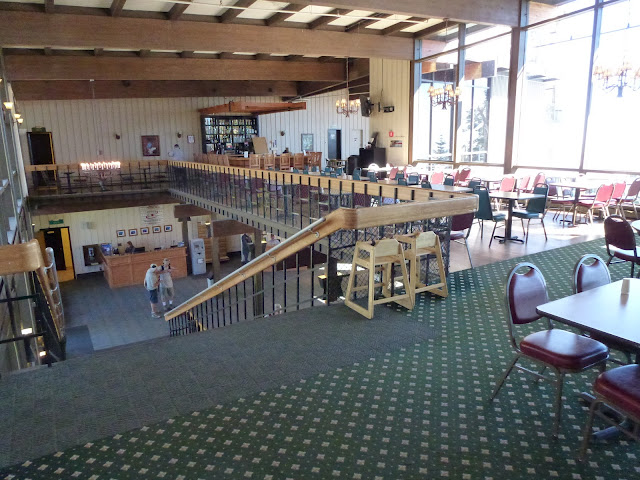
115,133 -> 121,140
17,118 -> 24,124
177,132 -> 183,138
14,113 -> 21,119
3,101 -> 13,110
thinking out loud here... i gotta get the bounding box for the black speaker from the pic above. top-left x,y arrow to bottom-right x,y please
360,95 -> 372,117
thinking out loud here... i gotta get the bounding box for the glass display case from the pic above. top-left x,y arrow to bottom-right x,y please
202,116 -> 258,154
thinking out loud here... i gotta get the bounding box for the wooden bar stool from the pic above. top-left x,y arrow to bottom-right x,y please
264,153 -> 275,170
249,154 -> 261,169
293,153 -> 305,170
344,238 -> 413,319
280,153 -> 291,170
395,231 -> 448,301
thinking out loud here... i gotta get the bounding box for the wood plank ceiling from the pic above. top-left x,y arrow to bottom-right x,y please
0,0 -> 507,101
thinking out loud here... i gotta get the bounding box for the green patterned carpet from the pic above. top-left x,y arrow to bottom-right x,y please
3,239 -> 639,480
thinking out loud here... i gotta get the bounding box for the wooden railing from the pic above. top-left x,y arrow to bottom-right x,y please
24,160 -> 169,196
164,190 -> 478,334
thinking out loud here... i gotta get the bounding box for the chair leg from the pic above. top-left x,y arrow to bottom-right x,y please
489,222 -> 498,247
489,355 -> 519,402
541,217 -> 548,240
552,372 -> 565,438
579,399 -> 600,461
535,365 -> 547,383
464,238 -> 473,268
480,220 -> 484,239
525,219 -> 531,242
521,218 -> 525,236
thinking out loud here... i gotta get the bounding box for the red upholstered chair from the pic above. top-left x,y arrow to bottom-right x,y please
490,263 -> 609,437
572,254 -> 611,294
576,183 -> 614,224
430,171 -> 444,185
531,172 -> 546,189
618,177 -> 640,219
579,365 -> 640,460
573,254 -> 631,364
517,175 -> 531,193
455,167 -> 471,186
450,212 -> 474,268
604,215 -> 640,278
389,167 -> 399,181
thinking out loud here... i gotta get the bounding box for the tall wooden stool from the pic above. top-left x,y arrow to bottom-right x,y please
344,238 -> 413,319
395,231 -> 448,301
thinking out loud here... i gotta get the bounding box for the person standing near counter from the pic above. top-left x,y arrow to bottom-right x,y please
159,258 -> 175,311
241,233 -> 254,264
125,241 -> 135,254
144,263 -> 161,318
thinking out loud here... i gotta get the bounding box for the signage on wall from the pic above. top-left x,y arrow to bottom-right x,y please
390,140 -> 403,148
140,205 -> 163,226
48,219 -> 64,225
389,131 -> 394,137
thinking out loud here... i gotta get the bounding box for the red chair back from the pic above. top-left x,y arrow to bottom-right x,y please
595,184 -> 614,203
573,254 -> 611,294
626,178 -> 640,199
389,167 -> 399,180
458,167 -> 471,183
611,182 -> 627,202
431,171 -> 444,184
604,215 -> 637,251
451,212 -> 474,231
519,176 -> 531,192
499,176 -> 516,192
506,263 -> 548,325
532,172 -> 545,187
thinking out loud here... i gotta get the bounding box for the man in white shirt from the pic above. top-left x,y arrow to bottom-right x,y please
265,234 -> 280,251
144,264 -> 161,318
159,258 -> 175,311
168,144 -> 185,161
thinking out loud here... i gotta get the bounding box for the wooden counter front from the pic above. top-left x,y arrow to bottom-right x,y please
99,247 -> 187,288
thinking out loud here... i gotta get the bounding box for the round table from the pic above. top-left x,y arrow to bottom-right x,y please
632,220 -> 640,234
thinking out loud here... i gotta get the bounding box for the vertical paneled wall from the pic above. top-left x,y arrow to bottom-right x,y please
258,89 -> 370,160
32,204 -> 184,275
369,59 -> 411,165
18,89 -> 370,165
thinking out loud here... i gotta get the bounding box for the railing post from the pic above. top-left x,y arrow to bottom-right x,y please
252,227 -> 265,317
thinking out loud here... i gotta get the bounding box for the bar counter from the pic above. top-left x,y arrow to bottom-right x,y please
98,247 -> 187,288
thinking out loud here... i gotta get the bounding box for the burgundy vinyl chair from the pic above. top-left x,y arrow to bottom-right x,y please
577,184 -> 614,224
430,171 -> 444,185
572,254 -> 611,294
450,212 -> 475,268
604,215 -> 640,278
573,254 -> 632,365
579,364 -> 640,460
618,177 -> 640,220
490,263 -> 609,437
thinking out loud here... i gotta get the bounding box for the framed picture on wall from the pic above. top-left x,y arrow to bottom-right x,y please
141,135 -> 160,156
152,226 -> 161,233
129,229 -> 138,236
116,229 -> 125,238
164,225 -> 173,232
301,133 -> 313,152
140,227 -> 149,235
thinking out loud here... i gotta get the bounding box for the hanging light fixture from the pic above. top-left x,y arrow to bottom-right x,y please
336,58 -> 360,117
592,0 -> 640,97
428,20 -> 462,109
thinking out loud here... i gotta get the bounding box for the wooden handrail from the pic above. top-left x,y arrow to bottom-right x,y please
0,240 -> 62,338
165,194 -> 478,321
24,159 -> 169,172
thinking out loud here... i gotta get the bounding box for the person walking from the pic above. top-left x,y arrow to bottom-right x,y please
241,233 -> 254,264
159,258 -> 175,311
144,263 -> 161,318
168,144 -> 185,161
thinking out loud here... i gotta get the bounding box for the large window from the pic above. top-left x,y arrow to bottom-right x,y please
515,9 -> 594,169
584,0 -> 640,172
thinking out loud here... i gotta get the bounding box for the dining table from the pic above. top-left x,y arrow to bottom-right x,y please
488,191 -> 544,244
548,181 -> 596,226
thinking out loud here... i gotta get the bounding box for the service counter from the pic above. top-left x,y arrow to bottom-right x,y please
98,247 -> 187,288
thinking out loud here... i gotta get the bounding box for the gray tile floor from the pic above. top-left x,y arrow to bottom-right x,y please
0,303 -> 437,468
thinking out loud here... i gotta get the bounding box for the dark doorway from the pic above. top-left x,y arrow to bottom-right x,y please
328,129 -> 342,160
27,132 -> 56,187
43,227 -> 67,270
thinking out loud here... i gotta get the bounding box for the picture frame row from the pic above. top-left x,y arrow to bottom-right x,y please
116,225 -> 172,237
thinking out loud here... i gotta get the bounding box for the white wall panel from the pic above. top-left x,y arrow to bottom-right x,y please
32,204 -> 185,275
369,59 -> 411,165
19,91 -> 370,166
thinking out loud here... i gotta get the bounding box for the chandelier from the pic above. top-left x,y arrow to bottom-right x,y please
592,57 -> 640,97
428,84 -> 461,109
336,58 -> 360,117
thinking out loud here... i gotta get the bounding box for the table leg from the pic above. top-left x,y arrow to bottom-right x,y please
494,200 -> 524,244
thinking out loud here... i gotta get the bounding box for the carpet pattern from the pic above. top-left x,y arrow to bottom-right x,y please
2,239 -> 639,480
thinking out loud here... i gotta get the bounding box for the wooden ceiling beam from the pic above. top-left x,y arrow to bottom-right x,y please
167,1 -> 191,21
11,80 -> 299,101
110,0 -> 126,16
382,22 -> 414,36
220,0 -> 257,23
266,4 -> 306,27
0,10 -> 414,60
281,0 -> 520,27
5,55 -> 346,82
413,20 -> 457,39
308,8 -> 341,29
345,13 -> 390,32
